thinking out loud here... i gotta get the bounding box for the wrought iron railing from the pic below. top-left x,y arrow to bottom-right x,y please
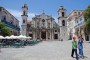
1,20 -> 20,31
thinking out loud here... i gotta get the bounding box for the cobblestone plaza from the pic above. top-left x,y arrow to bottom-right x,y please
0,41 -> 90,60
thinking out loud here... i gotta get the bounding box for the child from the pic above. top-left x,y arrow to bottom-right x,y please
71,36 -> 78,60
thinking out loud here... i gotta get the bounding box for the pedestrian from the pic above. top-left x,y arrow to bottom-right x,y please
71,36 -> 78,60
78,37 -> 84,59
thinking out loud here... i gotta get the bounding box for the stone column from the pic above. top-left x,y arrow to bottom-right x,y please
33,31 -> 35,40
89,35 -> 90,42
40,19 -> 41,28
46,31 -> 48,40
46,20 -> 47,28
58,31 -> 60,41
35,31 -> 37,40
52,30 -> 54,40
40,31 -> 41,40
34,20 -> 36,28
50,31 -> 51,40
52,21 -> 53,28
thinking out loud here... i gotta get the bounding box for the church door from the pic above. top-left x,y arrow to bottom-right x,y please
54,34 -> 58,39
41,31 -> 46,40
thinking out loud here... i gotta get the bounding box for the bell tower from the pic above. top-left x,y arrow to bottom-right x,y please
58,6 -> 68,40
21,4 -> 28,36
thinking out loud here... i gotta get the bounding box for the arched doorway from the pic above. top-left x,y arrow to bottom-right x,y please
62,20 -> 65,26
54,34 -> 58,39
41,31 -> 46,40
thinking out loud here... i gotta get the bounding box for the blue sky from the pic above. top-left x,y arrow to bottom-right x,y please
0,0 -> 90,26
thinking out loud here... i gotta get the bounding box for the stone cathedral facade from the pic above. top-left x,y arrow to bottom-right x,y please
21,4 -> 68,41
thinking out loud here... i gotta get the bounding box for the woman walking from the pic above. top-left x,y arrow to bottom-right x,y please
78,37 -> 84,59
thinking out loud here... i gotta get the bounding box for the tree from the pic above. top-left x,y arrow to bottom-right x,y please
83,5 -> 90,34
0,21 -> 11,36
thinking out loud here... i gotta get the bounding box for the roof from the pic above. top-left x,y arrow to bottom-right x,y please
27,20 -> 32,24
68,10 -> 84,17
67,10 -> 84,20
0,6 -> 19,22
33,13 -> 55,20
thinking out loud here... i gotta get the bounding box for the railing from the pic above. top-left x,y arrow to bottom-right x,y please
1,20 -> 20,31
74,21 -> 84,28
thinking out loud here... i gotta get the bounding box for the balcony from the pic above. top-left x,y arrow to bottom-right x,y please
1,20 -> 20,31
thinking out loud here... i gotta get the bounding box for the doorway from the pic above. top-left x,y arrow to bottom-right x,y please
41,31 -> 46,39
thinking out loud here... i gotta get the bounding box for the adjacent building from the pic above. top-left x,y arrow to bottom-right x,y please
74,14 -> 90,41
0,7 -> 20,36
67,10 -> 83,39
74,15 -> 85,40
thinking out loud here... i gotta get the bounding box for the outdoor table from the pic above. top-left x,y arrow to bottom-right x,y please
14,42 -> 24,47
14,43 -> 21,47
0,43 -> 6,47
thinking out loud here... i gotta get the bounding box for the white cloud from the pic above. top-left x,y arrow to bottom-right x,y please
6,9 -> 59,29
54,16 -> 58,23
7,9 -> 35,19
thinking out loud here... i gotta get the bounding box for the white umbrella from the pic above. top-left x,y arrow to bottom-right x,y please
10,35 -> 18,39
5,36 -> 11,39
18,35 -> 27,39
0,35 -> 5,39
26,36 -> 32,39
17,35 -> 27,41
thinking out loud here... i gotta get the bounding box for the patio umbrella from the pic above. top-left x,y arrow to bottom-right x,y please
26,36 -> 32,39
10,35 -> 18,39
0,35 -> 5,39
17,35 -> 27,40
5,36 -> 11,39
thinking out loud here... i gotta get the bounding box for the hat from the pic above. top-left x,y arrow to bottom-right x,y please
73,36 -> 76,40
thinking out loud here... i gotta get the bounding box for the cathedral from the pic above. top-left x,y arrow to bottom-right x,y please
21,4 -> 68,41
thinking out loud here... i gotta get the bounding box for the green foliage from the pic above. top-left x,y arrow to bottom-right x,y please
86,20 -> 90,34
0,21 -> 11,36
0,22 -> 5,29
83,5 -> 90,34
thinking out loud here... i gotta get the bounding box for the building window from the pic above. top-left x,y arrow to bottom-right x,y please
55,30 -> 57,32
74,12 -> 77,16
23,11 -> 25,15
62,8 -> 63,10
3,16 -> 6,21
78,12 -> 80,15
10,21 -> 13,24
0,7 -> 2,12
80,18 -> 82,21
77,21 -> 78,23
23,20 -> 25,23
62,12 -> 64,17
48,23 -> 50,28
37,22 -> 39,28
62,20 -> 65,26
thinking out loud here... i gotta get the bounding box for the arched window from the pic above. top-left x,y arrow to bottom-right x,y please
23,20 -> 25,23
10,21 -> 13,25
3,16 -> 6,21
62,20 -> 65,26
23,11 -> 26,15
62,12 -> 64,17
